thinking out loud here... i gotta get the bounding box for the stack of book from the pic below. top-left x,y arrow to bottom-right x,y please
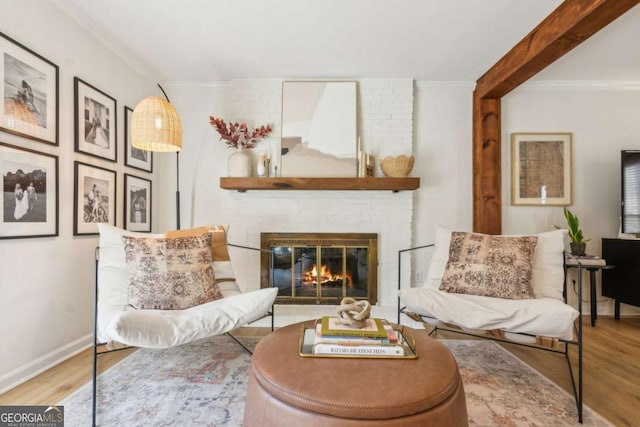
312,316 -> 405,357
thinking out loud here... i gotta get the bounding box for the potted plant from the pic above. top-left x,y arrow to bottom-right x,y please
561,207 -> 590,256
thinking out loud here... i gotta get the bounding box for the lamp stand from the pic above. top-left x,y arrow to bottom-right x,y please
176,151 -> 181,230
155,83 -> 181,231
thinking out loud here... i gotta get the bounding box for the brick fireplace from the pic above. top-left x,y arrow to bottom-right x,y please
261,233 -> 378,305
215,79 -> 414,309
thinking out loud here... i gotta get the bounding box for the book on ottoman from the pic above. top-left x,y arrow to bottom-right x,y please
313,317 -> 404,356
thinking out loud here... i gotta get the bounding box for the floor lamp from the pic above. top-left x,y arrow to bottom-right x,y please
131,85 -> 183,229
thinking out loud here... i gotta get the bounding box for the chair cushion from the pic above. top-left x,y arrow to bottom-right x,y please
427,226 -> 566,301
122,232 -> 223,310
440,232 -> 537,300
399,286 -> 578,340
104,288 -> 278,348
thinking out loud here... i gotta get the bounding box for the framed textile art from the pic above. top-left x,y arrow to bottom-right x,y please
511,133 -> 572,206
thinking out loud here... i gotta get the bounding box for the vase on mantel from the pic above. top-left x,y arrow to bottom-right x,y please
227,149 -> 252,177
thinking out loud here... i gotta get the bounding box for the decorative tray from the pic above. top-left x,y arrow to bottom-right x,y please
298,321 -> 418,359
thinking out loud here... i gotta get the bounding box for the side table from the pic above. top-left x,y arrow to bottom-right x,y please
565,256 -> 615,326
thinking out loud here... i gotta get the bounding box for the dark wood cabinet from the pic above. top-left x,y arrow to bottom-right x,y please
602,238 -> 640,318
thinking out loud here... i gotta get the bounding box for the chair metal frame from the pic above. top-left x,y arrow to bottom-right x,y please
91,244 -> 275,427
397,244 -> 584,423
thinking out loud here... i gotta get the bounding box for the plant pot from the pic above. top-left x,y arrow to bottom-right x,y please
570,242 -> 586,257
227,149 -> 252,177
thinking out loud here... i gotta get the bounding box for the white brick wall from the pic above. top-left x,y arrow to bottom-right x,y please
360,79 -> 414,170
223,79 -> 415,308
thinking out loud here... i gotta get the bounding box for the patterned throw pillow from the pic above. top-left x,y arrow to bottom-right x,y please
122,232 -> 223,310
166,225 -> 231,261
440,231 -> 538,300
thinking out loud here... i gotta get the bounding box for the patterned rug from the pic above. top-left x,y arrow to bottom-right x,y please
61,335 -> 611,426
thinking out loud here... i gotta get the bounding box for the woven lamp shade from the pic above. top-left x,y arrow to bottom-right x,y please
131,96 -> 182,152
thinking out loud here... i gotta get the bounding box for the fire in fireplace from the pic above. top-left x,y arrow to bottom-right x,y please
303,263 -> 352,288
260,233 -> 378,305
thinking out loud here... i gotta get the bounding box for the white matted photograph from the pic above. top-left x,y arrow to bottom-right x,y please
124,106 -> 152,172
511,132 -> 572,206
0,31 -> 58,145
74,77 -> 117,162
1,141 -> 58,239
124,173 -> 151,232
74,161 -> 116,235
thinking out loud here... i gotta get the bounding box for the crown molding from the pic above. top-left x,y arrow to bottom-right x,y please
162,81 -> 230,88
518,80 -> 640,91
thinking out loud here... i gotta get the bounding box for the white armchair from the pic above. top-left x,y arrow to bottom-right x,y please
92,224 -> 277,425
398,227 -> 584,422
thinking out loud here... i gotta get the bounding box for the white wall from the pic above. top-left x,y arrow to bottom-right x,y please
156,82 -> 228,231
412,82 -> 474,242
502,82 -> 640,315
0,2 -> 156,392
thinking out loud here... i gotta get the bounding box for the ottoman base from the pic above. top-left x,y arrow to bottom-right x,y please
244,368 -> 468,427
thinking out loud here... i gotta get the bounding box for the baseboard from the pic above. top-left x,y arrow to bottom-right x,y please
0,334 -> 93,395
588,299 -> 640,317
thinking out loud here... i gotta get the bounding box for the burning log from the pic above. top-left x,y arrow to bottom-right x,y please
302,264 -> 353,287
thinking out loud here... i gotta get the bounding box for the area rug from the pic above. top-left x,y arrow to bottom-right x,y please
61,336 -> 611,426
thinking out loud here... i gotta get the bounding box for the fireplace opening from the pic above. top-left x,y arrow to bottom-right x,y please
261,233 -> 377,305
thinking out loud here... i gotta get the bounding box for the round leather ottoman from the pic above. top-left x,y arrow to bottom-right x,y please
243,320 -> 468,426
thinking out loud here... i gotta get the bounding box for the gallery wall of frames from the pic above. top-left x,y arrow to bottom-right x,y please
0,31 -> 154,239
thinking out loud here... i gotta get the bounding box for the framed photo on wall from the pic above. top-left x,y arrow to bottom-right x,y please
74,77 -> 117,162
124,173 -> 151,232
0,141 -> 58,239
74,161 -> 116,235
124,106 -> 153,172
0,31 -> 59,145
511,132 -> 572,206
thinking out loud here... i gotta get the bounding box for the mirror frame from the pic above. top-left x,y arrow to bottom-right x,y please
280,80 -> 358,177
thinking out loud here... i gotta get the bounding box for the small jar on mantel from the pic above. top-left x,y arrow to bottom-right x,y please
256,152 -> 270,177
227,149 -> 252,177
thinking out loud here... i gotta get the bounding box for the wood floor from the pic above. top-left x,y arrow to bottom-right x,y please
1,317 -> 638,426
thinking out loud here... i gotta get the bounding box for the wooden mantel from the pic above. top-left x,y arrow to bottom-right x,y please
220,177 -> 420,192
473,0 -> 640,234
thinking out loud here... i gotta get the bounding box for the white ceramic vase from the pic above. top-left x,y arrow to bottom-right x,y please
227,149 -> 252,177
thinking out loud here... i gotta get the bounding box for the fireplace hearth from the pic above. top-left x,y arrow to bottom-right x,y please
261,233 -> 378,305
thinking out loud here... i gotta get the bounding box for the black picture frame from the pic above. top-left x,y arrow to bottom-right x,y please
74,77 -> 117,162
73,161 -> 116,236
124,106 -> 153,172
0,141 -> 58,239
124,173 -> 152,232
0,31 -> 59,145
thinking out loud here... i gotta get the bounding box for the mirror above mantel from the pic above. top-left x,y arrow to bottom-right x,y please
280,81 -> 358,177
